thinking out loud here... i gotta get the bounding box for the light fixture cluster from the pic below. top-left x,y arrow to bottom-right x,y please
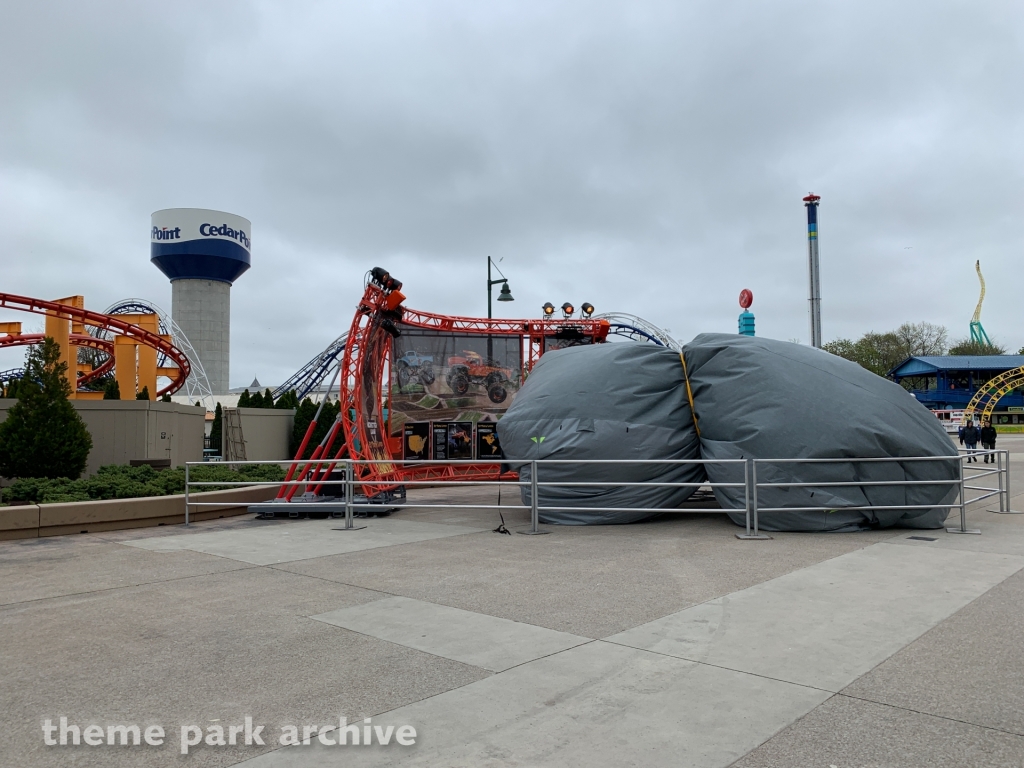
542,302 -> 595,319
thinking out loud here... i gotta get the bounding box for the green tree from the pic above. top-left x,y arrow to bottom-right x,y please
275,389 -> 299,410
160,393 -> 172,402
78,372 -> 112,393
262,388 -> 275,408
102,378 -> 121,400
290,397 -> 342,459
823,332 -> 904,377
249,390 -> 264,408
823,322 -> 950,378
210,403 -> 223,456
893,321 -> 948,356
948,338 -> 1007,356
136,385 -> 150,401
0,337 -> 92,480
237,389 -> 252,407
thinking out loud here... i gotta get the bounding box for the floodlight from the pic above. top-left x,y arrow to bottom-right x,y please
498,282 -> 514,302
581,302 -> 594,318
561,302 -> 574,318
542,302 -> 555,316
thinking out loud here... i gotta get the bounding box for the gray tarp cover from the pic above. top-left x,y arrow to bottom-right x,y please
496,343 -> 703,524
497,335 -> 958,531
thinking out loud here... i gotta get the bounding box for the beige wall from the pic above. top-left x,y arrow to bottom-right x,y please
228,407 -> 295,461
0,399 -> 206,476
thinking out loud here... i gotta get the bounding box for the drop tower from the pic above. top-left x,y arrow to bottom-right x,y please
150,208 -> 251,395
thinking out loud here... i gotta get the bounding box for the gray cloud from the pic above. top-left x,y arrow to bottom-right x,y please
2,0 -> 1022,386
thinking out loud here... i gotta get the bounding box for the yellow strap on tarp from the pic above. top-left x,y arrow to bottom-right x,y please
679,352 -> 701,438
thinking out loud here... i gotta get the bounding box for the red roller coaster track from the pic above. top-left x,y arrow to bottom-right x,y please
278,269 -> 611,501
0,333 -> 116,386
0,293 -> 191,396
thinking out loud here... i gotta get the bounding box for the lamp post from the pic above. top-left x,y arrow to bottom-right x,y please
487,256 -> 514,363
487,256 -> 514,319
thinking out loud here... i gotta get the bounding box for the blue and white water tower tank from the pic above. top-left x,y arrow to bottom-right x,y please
150,208 -> 251,395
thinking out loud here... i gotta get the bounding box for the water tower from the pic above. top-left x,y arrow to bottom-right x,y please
150,208 -> 251,395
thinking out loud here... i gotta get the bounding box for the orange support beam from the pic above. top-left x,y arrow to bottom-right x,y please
44,298 -> 77,397
114,335 -> 138,399
113,313 -> 160,400
137,316 -> 158,400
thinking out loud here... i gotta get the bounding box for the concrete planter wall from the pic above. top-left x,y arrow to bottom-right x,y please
0,485 -> 278,540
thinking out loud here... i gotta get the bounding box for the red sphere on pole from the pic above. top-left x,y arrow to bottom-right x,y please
739,289 -> 753,309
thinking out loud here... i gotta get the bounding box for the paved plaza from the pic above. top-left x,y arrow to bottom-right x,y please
2,440 -> 1024,767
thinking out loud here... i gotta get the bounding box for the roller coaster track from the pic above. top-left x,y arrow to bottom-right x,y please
0,292 -> 190,397
271,332 -> 348,402
963,366 -> 1024,425
338,275 -> 617,495
274,312 -> 676,405
272,269 -> 681,503
0,368 -> 25,384
596,312 -> 680,350
96,299 -> 214,409
0,333 -> 115,387
970,260 -> 992,346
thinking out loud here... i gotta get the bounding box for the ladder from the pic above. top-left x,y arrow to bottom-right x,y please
222,407 -> 247,461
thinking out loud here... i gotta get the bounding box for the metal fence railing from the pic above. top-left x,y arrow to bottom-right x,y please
184,450 -> 1016,538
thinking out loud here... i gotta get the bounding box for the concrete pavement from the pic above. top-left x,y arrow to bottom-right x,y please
2,440 -> 1023,767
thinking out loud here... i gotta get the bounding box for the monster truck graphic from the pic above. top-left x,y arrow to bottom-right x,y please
394,350 -> 435,388
445,350 -> 512,404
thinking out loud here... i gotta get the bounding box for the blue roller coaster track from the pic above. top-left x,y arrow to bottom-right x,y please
0,368 -> 25,385
271,332 -> 348,402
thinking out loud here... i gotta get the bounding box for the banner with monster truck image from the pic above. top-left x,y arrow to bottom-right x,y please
389,328 -> 523,436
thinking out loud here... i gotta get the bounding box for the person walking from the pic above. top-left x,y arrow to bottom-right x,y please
958,422 -> 965,446
980,419 -> 997,463
962,420 -> 980,463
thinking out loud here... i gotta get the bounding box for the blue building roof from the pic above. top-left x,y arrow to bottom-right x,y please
890,355 -> 1024,377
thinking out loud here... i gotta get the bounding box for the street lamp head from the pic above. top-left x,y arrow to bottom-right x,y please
542,302 -> 555,317
497,282 -> 514,302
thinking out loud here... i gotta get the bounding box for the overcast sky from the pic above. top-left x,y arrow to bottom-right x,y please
2,1 -> 1022,387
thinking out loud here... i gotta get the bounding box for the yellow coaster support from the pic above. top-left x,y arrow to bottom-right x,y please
43,296 -> 84,398
111,313 -> 160,399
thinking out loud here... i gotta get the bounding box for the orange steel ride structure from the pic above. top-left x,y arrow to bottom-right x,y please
279,268 -> 611,501
0,293 -> 191,398
0,333 -> 116,387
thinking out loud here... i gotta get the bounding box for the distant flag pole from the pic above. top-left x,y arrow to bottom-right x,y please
803,193 -> 822,348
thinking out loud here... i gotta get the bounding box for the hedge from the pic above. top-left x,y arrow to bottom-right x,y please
1,463 -> 286,505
